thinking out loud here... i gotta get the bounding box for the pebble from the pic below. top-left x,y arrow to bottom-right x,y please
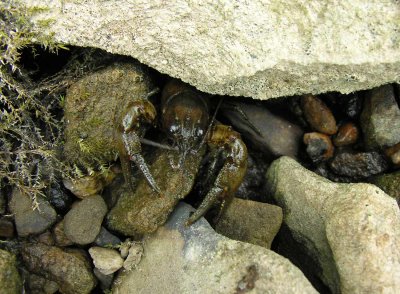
9,189 -> 57,237
333,122 -> 359,146
37,231 -> 55,246
64,194 -> 108,245
215,197 -> 282,249
93,268 -> 114,291
360,84 -> 400,149
0,249 -> 22,294
112,203 -> 317,294
89,246 -> 124,275
266,157 -> 400,293
0,217 -> 14,238
63,170 -> 115,199
52,220 -> 74,247
221,101 -> 303,158
301,94 -> 337,135
303,132 -> 334,162
94,226 -> 122,247
21,243 -> 96,294
384,142 -> 400,167
47,185 -> 73,214
329,151 -> 388,178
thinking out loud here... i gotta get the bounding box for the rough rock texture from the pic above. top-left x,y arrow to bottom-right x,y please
22,243 -> 97,294
112,203 -> 316,294
89,247 -> 124,275
266,157 -> 400,294
0,249 -> 22,294
9,189 -> 57,237
370,171 -> 400,205
215,198 -> 282,249
25,0 -> 400,100
64,195 -> 108,245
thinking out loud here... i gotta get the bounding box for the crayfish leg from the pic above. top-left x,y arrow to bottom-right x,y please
186,124 -> 248,226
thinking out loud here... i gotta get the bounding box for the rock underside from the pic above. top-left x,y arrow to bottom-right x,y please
25,0 -> 400,100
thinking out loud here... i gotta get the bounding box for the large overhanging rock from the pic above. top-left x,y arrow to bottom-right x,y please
26,0 -> 400,100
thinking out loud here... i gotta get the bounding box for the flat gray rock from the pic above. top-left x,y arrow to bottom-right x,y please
25,0 -> 400,100
112,202 -> 316,294
266,157 -> 400,294
9,189 -> 57,237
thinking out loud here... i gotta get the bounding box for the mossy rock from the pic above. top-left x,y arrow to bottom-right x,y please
0,249 -> 22,294
370,171 -> 400,204
63,62 -> 154,168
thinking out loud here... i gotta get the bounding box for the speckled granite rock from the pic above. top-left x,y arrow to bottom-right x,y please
266,157 -> 400,294
112,203 -> 316,294
24,0 -> 400,100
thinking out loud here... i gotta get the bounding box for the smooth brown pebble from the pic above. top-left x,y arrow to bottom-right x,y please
303,132 -> 334,162
301,95 -> 337,135
333,122 -> 359,146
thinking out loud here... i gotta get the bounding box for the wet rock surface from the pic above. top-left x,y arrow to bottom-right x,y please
64,195 -> 107,245
0,249 -> 22,294
107,148 -> 203,236
22,243 -> 97,294
112,203 -> 317,294
329,151 -> 388,178
266,157 -> 400,294
215,197 -> 282,249
361,84 -> 400,149
9,189 -> 57,237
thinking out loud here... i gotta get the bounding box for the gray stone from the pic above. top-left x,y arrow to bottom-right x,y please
9,189 -> 57,237
22,243 -> 96,294
64,195 -> 108,245
94,227 -> 121,247
266,156 -> 400,294
361,84 -> 400,149
89,247 -> 124,275
0,249 -> 22,294
215,197 -> 282,249
221,101 -> 303,157
93,268 -> 114,291
112,203 -> 316,294
24,1 -> 400,100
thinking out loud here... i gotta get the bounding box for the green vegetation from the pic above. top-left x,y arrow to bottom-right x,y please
0,1 -> 67,208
